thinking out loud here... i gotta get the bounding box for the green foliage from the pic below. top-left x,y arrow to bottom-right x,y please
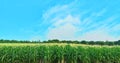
1,39 -> 120,46
0,44 -> 120,63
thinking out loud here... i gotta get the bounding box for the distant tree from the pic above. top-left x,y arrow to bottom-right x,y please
48,39 -> 59,43
115,40 -> 120,45
72,41 -> 79,44
98,41 -> 105,45
81,40 -> 87,44
88,41 -> 95,45
117,40 -> 120,43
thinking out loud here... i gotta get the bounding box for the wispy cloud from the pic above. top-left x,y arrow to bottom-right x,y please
47,15 -> 80,40
41,0 -> 120,41
78,29 -> 118,41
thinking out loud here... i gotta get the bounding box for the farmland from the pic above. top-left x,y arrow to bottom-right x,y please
0,42 -> 120,63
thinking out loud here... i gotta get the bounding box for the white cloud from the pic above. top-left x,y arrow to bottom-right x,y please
47,24 -> 77,40
53,15 -> 80,27
41,0 -> 120,41
43,5 -> 69,20
47,15 -> 80,40
78,29 -> 119,41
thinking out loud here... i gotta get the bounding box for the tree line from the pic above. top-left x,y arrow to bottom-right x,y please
0,39 -> 120,45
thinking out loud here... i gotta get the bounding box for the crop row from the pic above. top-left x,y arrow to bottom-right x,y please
0,45 -> 120,63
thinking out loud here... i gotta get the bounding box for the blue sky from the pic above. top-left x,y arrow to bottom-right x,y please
0,0 -> 120,41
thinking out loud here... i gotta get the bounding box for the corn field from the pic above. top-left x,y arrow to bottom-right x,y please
0,43 -> 120,63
